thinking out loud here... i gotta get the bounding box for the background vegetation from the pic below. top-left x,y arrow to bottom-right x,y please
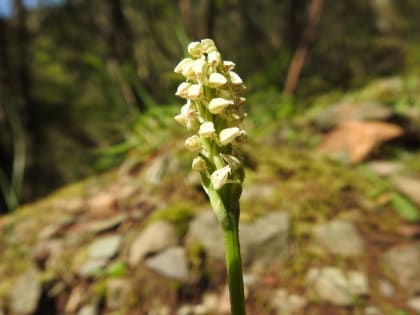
1,0 -> 420,212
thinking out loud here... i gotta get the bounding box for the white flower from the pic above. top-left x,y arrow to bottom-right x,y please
229,71 -> 243,85
210,165 -> 231,190
188,41 -> 202,57
201,38 -> 217,53
223,61 -> 235,71
199,121 -> 216,138
221,154 -> 241,170
219,127 -> 241,145
180,100 -> 195,118
193,58 -> 207,75
207,51 -> 221,66
208,73 -> 227,88
185,135 -> 201,152
174,58 -> 194,75
175,82 -> 191,99
208,98 -> 234,114
192,156 -> 206,171
187,84 -> 203,100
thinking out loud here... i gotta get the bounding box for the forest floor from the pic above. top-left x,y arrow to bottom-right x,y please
1,76 -> 420,315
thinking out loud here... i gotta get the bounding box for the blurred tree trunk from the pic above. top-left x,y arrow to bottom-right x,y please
201,0 -> 215,39
283,0 -> 323,94
107,0 -> 145,111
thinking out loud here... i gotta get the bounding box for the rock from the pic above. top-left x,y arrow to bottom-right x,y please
271,289 -> 307,314
87,214 -> 128,233
65,285 -> 86,313
382,242 -> 420,293
89,234 -> 122,260
9,269 -> 42,315
364,306 -> 383,315
187,211 -> 291,266
106,279 -> 131,310
78,259 -> 108,277
77,304 -> 98,315
393,176 -> 420,206
129,220 -> 179,266
186,210 -> 224,259
315,101 -> 393,130
148,305 -> 170,315
177,305 -> 194,315
306,267 -> 369,306
145,247 -> 189,281
378,279 -> 395,297
312,220 -> 365,257
367,161 -> 403,177
407,297 -> 420,314
193,293 -> 220,315
239,212 -> 291,266
142,152 -> 180,185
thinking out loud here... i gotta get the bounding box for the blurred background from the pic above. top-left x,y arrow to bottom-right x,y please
0,0 -> 419,212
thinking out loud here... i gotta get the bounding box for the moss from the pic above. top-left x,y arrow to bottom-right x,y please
147,203 -> 198,238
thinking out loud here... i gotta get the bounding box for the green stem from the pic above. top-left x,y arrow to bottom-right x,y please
222,212 -> 247,315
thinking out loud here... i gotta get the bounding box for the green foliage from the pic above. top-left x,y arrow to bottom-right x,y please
391,193 -> 420,223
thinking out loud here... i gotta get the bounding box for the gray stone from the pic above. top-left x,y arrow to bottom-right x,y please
312,220 -> 365,257
89,235 -> 122,260
186,210 -> 224,259
88,214 -> 128,233
78,259 -> 108,277
239,212 -> 291,266
367,161 -> 403,177
306,267 -> 369,306
187,210 -> 291,266
315,101 -> 393,130
378,279 -> 395,297
9,269 -> 42,315
129,220 -> 179,266
142,152 -> 180,185
407,297 -> 420,314
77,304 -> 98,315
364,306 -> 383,315
271,289 -> 307,314
145,247 -> 189,281
393,176 -> 420,206
383,242 -> 420,293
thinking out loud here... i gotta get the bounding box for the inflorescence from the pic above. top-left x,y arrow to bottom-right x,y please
174,39 -> 247,191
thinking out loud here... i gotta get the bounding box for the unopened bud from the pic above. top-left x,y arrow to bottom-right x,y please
185,135 -> 202,151
219,127 -> 241,145
188,41 -> 202,58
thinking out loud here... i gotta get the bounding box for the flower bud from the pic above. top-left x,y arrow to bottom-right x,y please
229,71 -> 243,85
219,127 -> 241,145
192,156 -> 206,171
201,38 -> 217,53
187,84 -> 203,100
210,165 -> 231,190
208,73 -> 227,88
223,61 -> 235,71
208,98 -> 234,114
199,121 -> 216,138
175,82 -> 191,99
185,135 -> 201,152
188,41 -> 202,57
174,58 -> 194,75
207,51 -> 221,66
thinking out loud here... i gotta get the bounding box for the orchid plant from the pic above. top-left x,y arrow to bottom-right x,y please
174,39 -> 247,315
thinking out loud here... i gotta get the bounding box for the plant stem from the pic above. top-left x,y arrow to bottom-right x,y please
223,211 -> 247,315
